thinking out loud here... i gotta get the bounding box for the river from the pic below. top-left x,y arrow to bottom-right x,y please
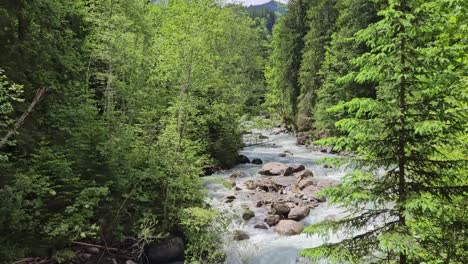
203,128 -> 347,264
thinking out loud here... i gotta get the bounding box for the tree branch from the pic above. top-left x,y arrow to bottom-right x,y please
0,87 -> 46,149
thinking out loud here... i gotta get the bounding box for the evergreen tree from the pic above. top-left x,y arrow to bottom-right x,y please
297,0 -> 337,131
303,0 -> 467,262
313,0 -> 377,136
265,0 -> 310,130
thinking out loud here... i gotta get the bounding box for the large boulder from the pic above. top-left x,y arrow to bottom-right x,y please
146,237 -> 184,264
274,220 -> 304,236
288,206 -> 310,221
237,155 -> 251,164
252,158 -> 263,165
259,162 -> 289,176
229,171 -> 247,179
265,214 -> 280,226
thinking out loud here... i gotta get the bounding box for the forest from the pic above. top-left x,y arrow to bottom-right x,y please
0,0 -> 466,264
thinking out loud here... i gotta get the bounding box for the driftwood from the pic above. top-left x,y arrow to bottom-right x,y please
71,241 -> 119,252
0,87 -> 46,149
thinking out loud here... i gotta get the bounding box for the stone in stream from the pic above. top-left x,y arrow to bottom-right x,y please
229,171 -> 247,179
265,214 -> 280,226
296,132 -> 309,146
237,155 -> 251,164
254,223 -> 268,229
225,195 -> 236,203
224,178 -> 236,188
252,158 -> 263,164
233,230 -> 250,241
244,180 -> 257,190
258,162 -> 290,176
283,166 -> 295,176
288,206 -> 310,221
256,178 -> 279,192
302,184 -> 320,194
279,153 -> 287,157
273,220 -> 304,236
290,164 -> 305,173
271,202 -> 291,217
295,169 -> 314,182
298,179 -> 315,190
316,179 -> 339,188
242,208 -> 255,221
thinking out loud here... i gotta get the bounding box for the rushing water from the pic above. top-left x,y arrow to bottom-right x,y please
203,129 -> 347,264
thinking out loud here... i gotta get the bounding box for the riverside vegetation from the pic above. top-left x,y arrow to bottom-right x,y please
0,0 -> 466,263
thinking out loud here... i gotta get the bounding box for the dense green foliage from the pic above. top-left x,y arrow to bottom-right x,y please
297,0 -> 467,263
264,0 -> 310,130
0,0 -> 266,262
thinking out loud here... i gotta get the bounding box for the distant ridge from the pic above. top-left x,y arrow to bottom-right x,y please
247,1 -> 287,14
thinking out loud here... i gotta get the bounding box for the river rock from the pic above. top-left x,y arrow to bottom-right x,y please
302,184 -> 320,194
316,179 -> 339,188
296,132 -> 308,145
295,169 -> 314,182
271,176 -> 295,187
225,178 -> 236,188
265,214 -> 280,226
290,164 -> 305,173
298,179 -> 315,190
271,202 -> 290,216
284,150 -> 294,156
237,155 -> 251,164
244,180 -> 257,190
229,171 -> 247,179
279,153 -> 287,157
233,230 -> 250,241
283,166 -> 295,176
242,208 -> 255,221
252,158 -> 263,165
259,162 -> 289,176
288,206 -> 310,221
146,236 -> 184,264
273,220 -> 304,236
254,223 -> 268,229
256,178 -> 279,192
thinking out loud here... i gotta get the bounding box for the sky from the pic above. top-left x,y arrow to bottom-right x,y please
226,0 -> 288,6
